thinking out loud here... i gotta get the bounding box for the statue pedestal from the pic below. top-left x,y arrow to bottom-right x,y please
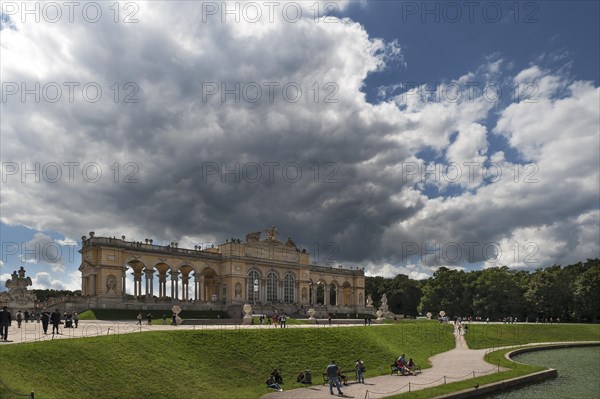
242,304 -> 253,325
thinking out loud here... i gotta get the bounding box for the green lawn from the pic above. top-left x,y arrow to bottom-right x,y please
464,323 -> 600,349
0,321 -> 453,399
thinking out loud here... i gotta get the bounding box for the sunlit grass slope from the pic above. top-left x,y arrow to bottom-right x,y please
0,321 -> 453,399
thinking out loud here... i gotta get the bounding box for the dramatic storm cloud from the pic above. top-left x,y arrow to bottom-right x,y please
1,1 -> 598,286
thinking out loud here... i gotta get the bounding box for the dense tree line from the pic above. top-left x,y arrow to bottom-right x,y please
32,289 -> 81,302
366,259 -> 600,322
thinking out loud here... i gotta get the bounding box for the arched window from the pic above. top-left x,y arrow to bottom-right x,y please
266,272 -> 278,302
316,283 -> 325,305
283,274 -> 295,303
330,283 -> 337,306
247,270 -> 260,302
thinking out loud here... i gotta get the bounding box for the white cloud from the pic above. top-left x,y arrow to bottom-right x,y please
0,2 -> 597,281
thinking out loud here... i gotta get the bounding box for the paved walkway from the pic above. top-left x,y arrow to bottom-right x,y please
262,323 -> 504,399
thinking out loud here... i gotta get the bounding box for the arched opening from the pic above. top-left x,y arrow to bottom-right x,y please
329,283 -> 337,306
202,267 -> 217,302
154,262 -> 170,300
179,265 -> 194,302
266,272 -> 279,302
247,270 -> 260,303
125,260 -> 146,298
283,274 -> 295,303
316,283 -> 325,305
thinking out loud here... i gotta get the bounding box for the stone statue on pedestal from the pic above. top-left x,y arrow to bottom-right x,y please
0,266 -> 37,309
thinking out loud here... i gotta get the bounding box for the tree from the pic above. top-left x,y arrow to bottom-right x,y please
573,259 -> 600,322
419,267 -> 470,318
524,266 -> 572,320
471,267 -> 527,320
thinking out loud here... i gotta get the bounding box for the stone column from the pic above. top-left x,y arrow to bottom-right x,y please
324,284 -> 329,306
200,274 -> 205,302
170,273 -> 175,298
193,274 -> 198,301
122,269 -> 127,297
146,270 -> 155,298
160,275 -> 167,299
182,276 -> 189,301
89,274 -> 94,296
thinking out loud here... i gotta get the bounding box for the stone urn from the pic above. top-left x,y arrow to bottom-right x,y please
426,312 -> 432,320
242,303 -> 253,325
172,305 -> 183,325
307,308 -> 317,324
374,309 -> 384,324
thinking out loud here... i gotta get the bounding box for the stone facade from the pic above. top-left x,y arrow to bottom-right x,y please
78,230 -> 367,314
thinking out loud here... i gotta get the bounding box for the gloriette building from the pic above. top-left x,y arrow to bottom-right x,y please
78,228 -> 367,315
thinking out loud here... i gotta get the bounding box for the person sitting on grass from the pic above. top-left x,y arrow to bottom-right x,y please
266,375 -> 283,392
270,368 -> 283,384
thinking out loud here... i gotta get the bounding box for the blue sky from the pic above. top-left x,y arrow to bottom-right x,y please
1,1 -> 599,291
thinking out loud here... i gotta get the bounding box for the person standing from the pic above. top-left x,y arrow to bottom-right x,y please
16,310 -> 23,328
41,308 -> 50,334
50,309 -> 61,335
136,312 -> 142,325
326,360 -> 344,396
280,313 -> 287,328
355,359 -> 365,383
24,310 -> 30,323
73,312 -> 79,328
0,306 -> 12,341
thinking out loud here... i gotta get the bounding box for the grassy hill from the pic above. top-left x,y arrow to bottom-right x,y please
0,321 -> 453,399
464,323 -> 600,349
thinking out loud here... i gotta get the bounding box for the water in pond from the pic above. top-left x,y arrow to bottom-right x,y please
488,346 -> 600,399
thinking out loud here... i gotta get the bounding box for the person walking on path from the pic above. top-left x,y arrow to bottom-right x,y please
73,312 -> 79,328
326,360 -> 344,396
16,310 -> 23,328
355,359 -> 365,383
41,308 -> 50,334
0,306 -> 12,341
136,312 -> 142,325
50,309 -> 61,335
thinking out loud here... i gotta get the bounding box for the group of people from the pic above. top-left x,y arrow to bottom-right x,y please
136,312 -> 179,326
266,359 -> 367,395
266,368 -> 284,391
392,354 -> 418,376
0,306 -> 67,340
257,313 -> 288,327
